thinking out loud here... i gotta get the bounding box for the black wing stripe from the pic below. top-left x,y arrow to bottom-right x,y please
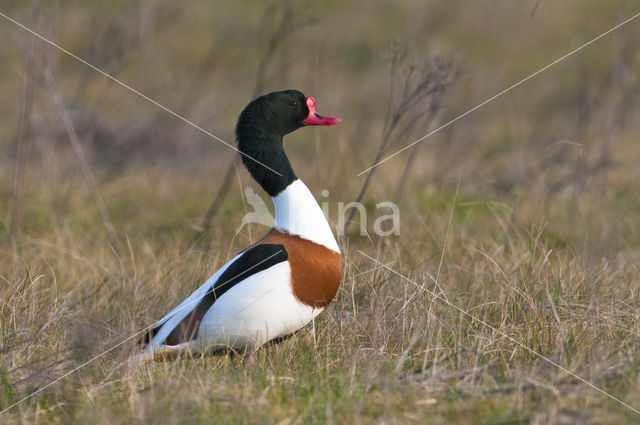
163,244 -> 288,346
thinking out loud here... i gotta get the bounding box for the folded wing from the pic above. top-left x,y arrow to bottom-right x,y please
143,244 -> 288,348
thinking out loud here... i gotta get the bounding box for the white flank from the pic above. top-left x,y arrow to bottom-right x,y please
194,261 -> 320,350
271,179 -> 340,252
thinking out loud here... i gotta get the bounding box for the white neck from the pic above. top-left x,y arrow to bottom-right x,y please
272,179 -> 340,253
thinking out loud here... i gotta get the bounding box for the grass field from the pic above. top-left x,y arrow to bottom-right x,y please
2,1 -> 640,424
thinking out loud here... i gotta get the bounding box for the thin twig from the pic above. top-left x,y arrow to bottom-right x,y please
9,0 -> 38,247
44,66 -> 122,254
344,55 -> 453,234
191,156 -> 240,242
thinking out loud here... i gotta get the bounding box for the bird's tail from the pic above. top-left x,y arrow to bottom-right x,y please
128,342 -> 194,366
138,324 -> 161,347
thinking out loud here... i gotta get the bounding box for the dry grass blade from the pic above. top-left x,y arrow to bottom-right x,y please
357,250 -> 640,416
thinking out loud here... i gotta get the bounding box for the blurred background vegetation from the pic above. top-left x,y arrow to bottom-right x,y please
2,0 -> 640,423
1,0 -> 639,249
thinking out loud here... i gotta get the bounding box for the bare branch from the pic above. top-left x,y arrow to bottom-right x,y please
344,53 -> 453,234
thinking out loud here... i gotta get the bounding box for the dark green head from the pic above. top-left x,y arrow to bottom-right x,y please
235,90 -> 340,196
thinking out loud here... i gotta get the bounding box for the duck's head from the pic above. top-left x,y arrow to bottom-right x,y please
237,90 -> 340,137
236,90 -> 340,196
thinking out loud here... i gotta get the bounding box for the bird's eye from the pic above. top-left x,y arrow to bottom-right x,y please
291,101 -> 298,107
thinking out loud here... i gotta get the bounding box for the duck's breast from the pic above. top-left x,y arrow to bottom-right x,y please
260,229 -> 343,308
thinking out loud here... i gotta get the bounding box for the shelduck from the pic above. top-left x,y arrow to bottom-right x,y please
140,90 -> 342,362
